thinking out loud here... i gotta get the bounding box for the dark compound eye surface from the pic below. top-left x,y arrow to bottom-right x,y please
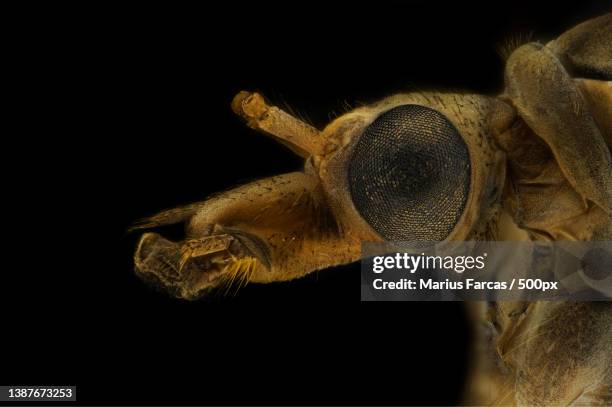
348,104 -> 471,241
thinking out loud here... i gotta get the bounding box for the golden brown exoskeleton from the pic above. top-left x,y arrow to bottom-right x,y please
133,14 -> 612,405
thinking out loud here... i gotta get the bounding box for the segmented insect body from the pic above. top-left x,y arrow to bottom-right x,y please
133,14 -> 612,406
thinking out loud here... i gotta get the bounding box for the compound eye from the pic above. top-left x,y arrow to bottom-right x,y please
348,104 -> 471,241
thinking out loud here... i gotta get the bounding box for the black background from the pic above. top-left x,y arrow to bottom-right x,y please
4,2 -> 610,406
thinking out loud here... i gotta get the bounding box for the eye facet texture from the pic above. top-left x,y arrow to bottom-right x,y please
348,104 -> 471,241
